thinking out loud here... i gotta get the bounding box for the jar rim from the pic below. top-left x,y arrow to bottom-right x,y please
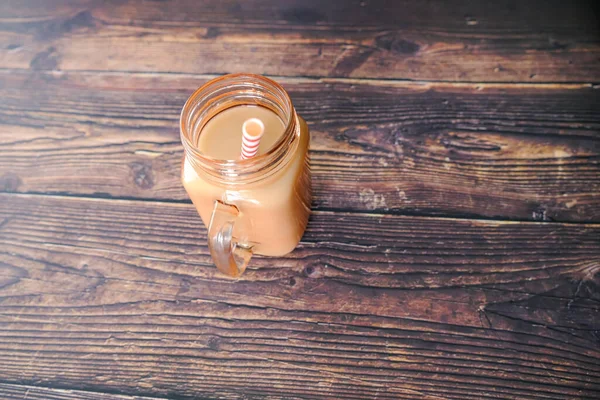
180,74 -> 297,185
180,74 -> 298,185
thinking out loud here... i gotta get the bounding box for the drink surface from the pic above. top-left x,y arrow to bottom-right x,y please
182,105 -> 311,257
197,105 -> 285,160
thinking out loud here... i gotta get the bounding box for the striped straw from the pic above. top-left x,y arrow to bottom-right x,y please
241,118 -> 265,160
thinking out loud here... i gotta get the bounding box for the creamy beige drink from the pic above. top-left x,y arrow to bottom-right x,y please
180,74 -> 311,276
198,106 -> 284,160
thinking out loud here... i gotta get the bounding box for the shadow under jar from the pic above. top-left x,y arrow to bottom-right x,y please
180,74 -> 312,277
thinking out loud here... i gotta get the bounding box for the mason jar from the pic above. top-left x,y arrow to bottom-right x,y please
180,74 -> 311,277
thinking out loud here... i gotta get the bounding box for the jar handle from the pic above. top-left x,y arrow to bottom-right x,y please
208,200 -> 253,277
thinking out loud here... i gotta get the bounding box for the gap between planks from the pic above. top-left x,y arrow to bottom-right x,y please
2,191 -> 600,228
0,68 -> 596,89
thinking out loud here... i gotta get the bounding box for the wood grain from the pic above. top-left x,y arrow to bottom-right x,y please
1,1 -> 599,399
1,70 -> 599,222
1,193 -> 599,399
0,383 -> 162,400
0,0 -> 599,81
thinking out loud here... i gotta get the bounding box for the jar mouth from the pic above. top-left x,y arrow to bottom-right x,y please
180,73 -> 297,184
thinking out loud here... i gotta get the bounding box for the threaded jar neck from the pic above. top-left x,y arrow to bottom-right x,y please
180,73 -> 298,185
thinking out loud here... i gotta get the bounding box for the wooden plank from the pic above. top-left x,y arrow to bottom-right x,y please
1,193 -> 599,399
0,0 -> 599,82
1,70 -> 599,222
0,383 -> 162,400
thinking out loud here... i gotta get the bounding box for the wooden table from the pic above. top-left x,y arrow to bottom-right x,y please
1,1 -> 599,399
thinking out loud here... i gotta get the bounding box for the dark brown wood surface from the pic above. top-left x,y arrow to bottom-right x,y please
0,383 -> 159,400
2,193 -> 600,399
1,71 -> 599,222
1,0 -> 599,399
1,0 -> 599,81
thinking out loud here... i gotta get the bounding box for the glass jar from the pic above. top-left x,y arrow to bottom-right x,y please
180,74 -> 311,277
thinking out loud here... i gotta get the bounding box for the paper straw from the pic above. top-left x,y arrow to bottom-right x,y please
241,118 -> 265,159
